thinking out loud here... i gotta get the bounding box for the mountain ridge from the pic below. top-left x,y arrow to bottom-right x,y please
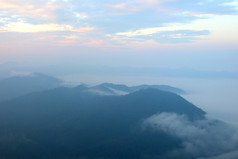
0,84 -> 236,159
0,72 -> 185,102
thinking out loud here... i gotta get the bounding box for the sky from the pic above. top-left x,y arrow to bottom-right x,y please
0,0 -> 238,72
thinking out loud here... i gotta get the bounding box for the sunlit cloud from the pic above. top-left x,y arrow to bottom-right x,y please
114,25 -> 202,37
71,27 -> 95,32
107,23 -> 210,43
0,21 -> 95,33
0,0 -> 59,19
0,1 -> 18,9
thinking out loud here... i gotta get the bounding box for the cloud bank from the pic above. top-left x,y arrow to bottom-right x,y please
142,112 -> 238,158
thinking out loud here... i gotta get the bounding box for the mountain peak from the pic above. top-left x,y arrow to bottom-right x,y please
0,72 -> 62,102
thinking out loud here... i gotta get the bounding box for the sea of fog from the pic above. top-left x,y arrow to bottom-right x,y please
59,74 -> 238,127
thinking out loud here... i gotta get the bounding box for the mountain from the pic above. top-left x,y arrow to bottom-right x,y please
87,83 -> 185,95
130,84 -> 185,94
0,87 -> 206,159
0,72 -> 185,102
0,72 -> 62,102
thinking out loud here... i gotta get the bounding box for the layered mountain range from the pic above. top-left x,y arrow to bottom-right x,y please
0,73 -> 237,159
0,72 -> 185,102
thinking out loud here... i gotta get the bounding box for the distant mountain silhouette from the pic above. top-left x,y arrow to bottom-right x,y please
130,84 -> 185,94
87,83 -> 185,95
0,86 -> 204,159
0,72 -> 62,102
0,72 -> 185,102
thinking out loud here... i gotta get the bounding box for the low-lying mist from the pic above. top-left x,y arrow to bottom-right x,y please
143,112 -> 238,159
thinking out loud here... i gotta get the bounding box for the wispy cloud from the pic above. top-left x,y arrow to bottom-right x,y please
0,21 -> 95,33
107,23 -> 210,43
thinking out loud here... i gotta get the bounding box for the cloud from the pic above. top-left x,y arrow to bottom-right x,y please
150,30 -> 210,43
0,0 -> 59,20
165,0 -> 238,15
108,24 -> 210,43
0,1 -> 19,9
114,22 -> 210,37
0,0 -> 237,47
0,20 -> 95,33
110,0 -> 237,18
222,0 -> 238,10
142,113 -> 238,158
105,0 -> 238,39
111,0 -> 166,13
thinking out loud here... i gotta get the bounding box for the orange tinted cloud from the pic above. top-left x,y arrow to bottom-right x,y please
0,0 -> 59,19
0,1 -> 18,8
71,27 -> 95,32
57,40 -> 76,45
